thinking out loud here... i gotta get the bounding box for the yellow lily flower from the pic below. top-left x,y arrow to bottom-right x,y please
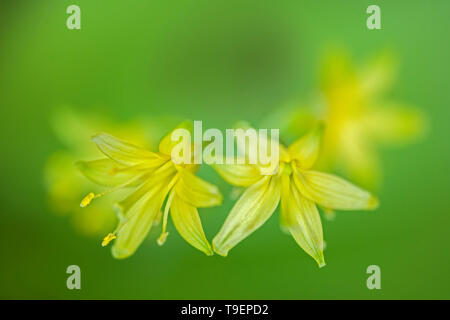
274,50 -> 427,188
44,107 -> 160,235
211,124 -> 378,267
78,123 -> 222,259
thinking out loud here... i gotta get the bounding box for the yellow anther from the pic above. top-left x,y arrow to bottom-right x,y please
80,192 -> 95,208
101,233 -> 117,247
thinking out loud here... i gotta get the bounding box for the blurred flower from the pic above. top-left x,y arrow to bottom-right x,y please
78,123 -> 222,259
270,50 -> 427,188
211,123 -> 378,267
44,106 -> 174,235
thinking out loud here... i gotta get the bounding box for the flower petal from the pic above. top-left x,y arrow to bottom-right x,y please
284,182 -> 325,267
288,123 -> 324,169
175,168 -> 222,208
364,105 -> 427,145
293,168 -> 378,211
212,160 -> 262,187
158,121 -> 193,155
114,162 -> 176,220
279,170 -> 292,232
170,194 -> 213,255
360,52 -> 396,98
92,133 -> 166,166
76,158 -> 141,187
212,175 -> 280,256
111,181 -> 169,259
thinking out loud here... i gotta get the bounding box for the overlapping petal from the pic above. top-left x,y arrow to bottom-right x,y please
111,180 -> 170,259
175,168 -> 222,208
288,123 -> 324,169
76,158 -> 142,187
158,121 -> 193,155
213,175 -> 280,256
170,194 -> 213,256
92,133 -> 166,166
282,180 -> 325,267
293,167 -> 378,210
113,162 -> 176,219
212,160 -> 262,187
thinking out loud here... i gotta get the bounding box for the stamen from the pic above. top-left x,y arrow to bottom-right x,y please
80,192 -> 95,207
80,191 -> 106,207
101,233 -> 117,247
157,189 -> 175,246
79,175 -> 143,208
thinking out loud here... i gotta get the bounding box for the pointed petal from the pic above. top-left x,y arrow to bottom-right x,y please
111,181 -> 170,259
285,182 -> 325,267
76,158 -> 139,187
360,52 -> 396,98
213,176 -> 280,256
320,49 -> 355,92
288,123 -> 324,169
212,160 -> 262,187
158,121 -> 193,155
293,168 -> 378,211
364,105 -> 427,145
175,168 -> 222,208
92,133 -> 166,166
170,194 -> 213,255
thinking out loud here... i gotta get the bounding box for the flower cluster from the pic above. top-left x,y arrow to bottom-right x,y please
78,125 -> 222,259
78,121 -> 377,267
47,51 -> 425,267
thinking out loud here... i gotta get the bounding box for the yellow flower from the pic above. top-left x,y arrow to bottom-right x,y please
78,123 -> 222,259
44,107 -> 160,235
275,50 -> 427,188
211,124 -> 378,267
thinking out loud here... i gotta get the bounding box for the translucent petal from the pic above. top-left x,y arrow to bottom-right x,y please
293,168 -> 379,211
285,182 -> 325,267
114,162 -> 176,219
170,194 -> 213,255
158,121 -> 193,155
92,133 -> 166,166
76,158 -> 140,187
288,123 -> 324,169
175,168 -> 222,208
213,176 -> 280,256
212,160 -> 262,187
111,180 -> 170,259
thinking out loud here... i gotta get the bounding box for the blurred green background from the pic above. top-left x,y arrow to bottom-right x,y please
0,0 -> 449,299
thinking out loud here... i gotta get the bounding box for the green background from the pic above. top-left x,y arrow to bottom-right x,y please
0,0 -> 449,299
